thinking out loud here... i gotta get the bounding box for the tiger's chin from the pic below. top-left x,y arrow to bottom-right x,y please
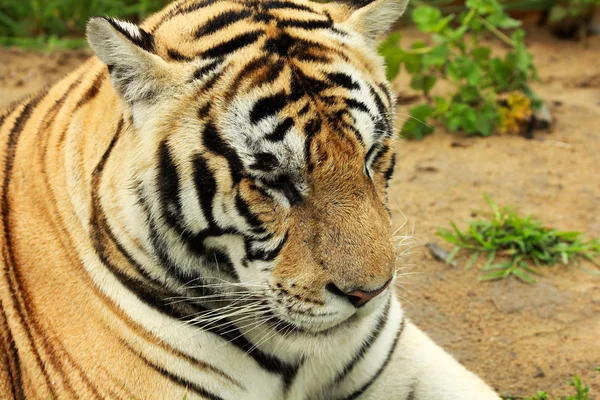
268,291 -> 391,334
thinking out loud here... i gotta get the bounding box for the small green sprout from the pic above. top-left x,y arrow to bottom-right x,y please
437,195 -> 600,283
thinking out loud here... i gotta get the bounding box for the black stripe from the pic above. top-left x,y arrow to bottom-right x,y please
328,73 -> 359,91
0,109 -> 11,128
104,18 -> 155,52
369,85 -> 392,136
297,52 -> 332,63
203,247 -> 239,280
335,0 -> 377,8
225,55 -> 271,101
246,233 -> 288,262
167,48 -> 195,62
290,68 -> 330,101
157,140 -> 184,230
378,82 -> 392,107
263,176 -> 302,205
262,1 -> 317,13
201,30 -> 263,59
194,59 -> 223,80
250,91 -> 288,124
120,340 -> 226,400
192,154 -> 218,228
235,193 -> 265,231
202,122 -> 244,183
249,182 -> 275,202
304,118 -> 321,137
250,152 -> 279,171
266,117 -> 294,142
333,299 -> 390,385
0,299 -> 24,399
264,32 -> 295,57
368,144 -> 389,172
1,93 -> 55,396
253,12 -> 274,22
252,59 -> 285,87
303,117 -> 321,172
195,9 -> 252,38
298,103 -> 310,116
406,384 -> 417,400
156,0 -> 220,29
338,317 -> 406,400
194,65 -> 225,93
345,98 -> 371,115
198,103 -> 211,119
383,153 -> 396,183
75,73 -> 105,110
277,18 -> 334,31
365,145 -> 380,168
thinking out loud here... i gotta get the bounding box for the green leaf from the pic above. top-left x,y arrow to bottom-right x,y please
472,46 -> 491,62
404,53 -> 423,75
412,6 -> 442,32
465,252 -> 480,270
377,33 -> 403,80
467,64 -> 483,86
411,74 -> 437,96
484,250 -> 497,269
422,44 -> 450,67
490,57 -> 511,89
446,246 -> 461,265
513,268 -> 536,284
459,85 -> 480,102
466,0 -> 498,15
445,25 -> 468,41
430,15 -> 455,33
479,269 -> 509,281
400,104 -> 435,140
487,13 -> 522,29
475,113 -> 494,136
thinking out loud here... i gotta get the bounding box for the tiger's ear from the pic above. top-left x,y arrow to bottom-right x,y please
86,17 -> 172,104
344,0 -> 408,43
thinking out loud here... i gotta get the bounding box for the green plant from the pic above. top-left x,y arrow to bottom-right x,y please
524,376 -> 591,400
0,0 -> 170,48
378,0 -> 539,139
502,371 -> 597,400
437,195 -> 600,283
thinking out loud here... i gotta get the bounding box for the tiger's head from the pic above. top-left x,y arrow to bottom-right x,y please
87,0 -> 407,333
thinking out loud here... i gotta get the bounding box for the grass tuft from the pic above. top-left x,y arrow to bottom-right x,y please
502,370 -> 598,400
437,194 -> 600,283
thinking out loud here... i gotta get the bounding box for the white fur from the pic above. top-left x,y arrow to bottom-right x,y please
347,0 -> 409,43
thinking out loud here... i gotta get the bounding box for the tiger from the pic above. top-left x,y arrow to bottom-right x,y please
0,0 -> 501,398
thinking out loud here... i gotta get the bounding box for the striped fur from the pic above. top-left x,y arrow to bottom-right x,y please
0,0 -> 500,398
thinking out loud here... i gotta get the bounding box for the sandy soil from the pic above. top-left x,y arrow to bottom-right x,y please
0,28 -> 598,398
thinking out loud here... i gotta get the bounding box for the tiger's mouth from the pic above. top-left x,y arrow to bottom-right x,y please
264,286 -> 392,334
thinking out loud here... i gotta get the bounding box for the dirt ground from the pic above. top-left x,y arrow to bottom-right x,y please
0,27 -> 598,398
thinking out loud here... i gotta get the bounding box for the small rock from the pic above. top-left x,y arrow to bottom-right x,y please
425,243 -> 457,267
532,103 -> 553,130
416,165 -> 439,173
533,367 -> 546,378
451,141 -> 471,148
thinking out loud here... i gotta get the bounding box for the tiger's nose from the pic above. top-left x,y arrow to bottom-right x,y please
326,277 -> 393,308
